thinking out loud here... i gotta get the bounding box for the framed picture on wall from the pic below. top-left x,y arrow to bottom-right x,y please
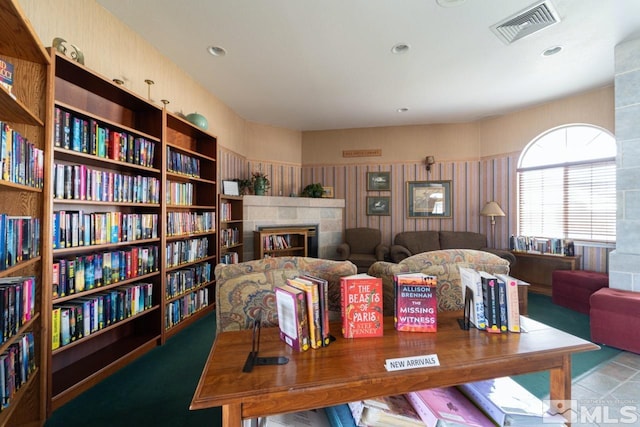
406,180 -> 452,218
367,171 -> 391,191
367,196 -> 391,216
322,186 -> 334,198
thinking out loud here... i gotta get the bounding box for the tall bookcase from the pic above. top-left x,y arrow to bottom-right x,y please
48,51 -> 164,411
218,195 -> 244,264
0,1 -> 49,425
163,112 -> 216,340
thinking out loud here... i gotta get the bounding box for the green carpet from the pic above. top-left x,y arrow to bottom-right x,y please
45,294 -> 617,426
512,293 -> 620,397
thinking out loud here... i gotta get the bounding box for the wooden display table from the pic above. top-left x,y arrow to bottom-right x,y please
191,312 -> 598,426
510,251 -> 581,296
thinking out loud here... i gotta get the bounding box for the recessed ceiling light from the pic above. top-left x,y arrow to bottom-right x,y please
397,107 -> 409,113
436,0 -> 467,7
391,43 -> 410,54
207,46 -> 227,57
542,46 -> 563,56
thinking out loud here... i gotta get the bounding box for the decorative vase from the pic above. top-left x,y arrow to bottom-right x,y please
254,177 -> 267,195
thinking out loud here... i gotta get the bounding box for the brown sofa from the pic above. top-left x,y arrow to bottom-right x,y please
390,230 -> 515,265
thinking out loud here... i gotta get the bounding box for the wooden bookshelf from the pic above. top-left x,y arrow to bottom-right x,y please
0,1 -> 50,425
509,251 -> 581,296
219,195 -> 244,264
47,50 -> 164,411
162,112 -> 216,341
254,228 -> 308,259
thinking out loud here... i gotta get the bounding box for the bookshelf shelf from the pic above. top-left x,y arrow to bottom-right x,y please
219,195 -> 244,265
0,1 -> 50,424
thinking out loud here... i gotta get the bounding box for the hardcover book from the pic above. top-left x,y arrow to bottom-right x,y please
458,267 -> 486,330
394,273 -> 438,332
287,277 -> 322,349
340,273 -> 383,338
275,283 -> 310,352
479,271 -> 501,333
0,58 -> 13,93
495,273 -> 521,333
299,273 -> 331,346
405,386 -> 495,427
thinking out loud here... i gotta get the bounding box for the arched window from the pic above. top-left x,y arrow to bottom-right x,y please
517,124 -> 616,243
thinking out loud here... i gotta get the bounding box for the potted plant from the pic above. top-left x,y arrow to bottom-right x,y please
301,183 -> 324,198
251,171 -> 271,195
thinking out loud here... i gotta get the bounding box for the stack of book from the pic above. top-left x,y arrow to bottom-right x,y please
459,267 -> 522,333
274,274 -> 331,351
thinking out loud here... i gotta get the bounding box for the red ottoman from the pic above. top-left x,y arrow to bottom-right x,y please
590,288 -> 640,354
552,270 -> 609,314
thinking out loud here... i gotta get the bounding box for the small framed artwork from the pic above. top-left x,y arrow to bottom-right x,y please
222,180 -> 240,196
406,180 -> 452,218
367,196 -> 391,216
322,186 -> 334,198
367,171 -> 391,191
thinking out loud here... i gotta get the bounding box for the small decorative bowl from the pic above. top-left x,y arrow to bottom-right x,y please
185,112 -> 208,130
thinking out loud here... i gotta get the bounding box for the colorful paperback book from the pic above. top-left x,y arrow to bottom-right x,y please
275,283 -> 310,351
357,394 -> 425,427
458,267 -> 486,330
394,273 -> 438,332
495,273 -> 521,332
340,273 -> 383,338
299,273 -> 331,346
287,277 -> 322,349
405,386 -> 495,427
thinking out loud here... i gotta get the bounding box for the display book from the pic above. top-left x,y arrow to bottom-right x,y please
348,394 -> 424,427
394,272 -> 437,332
274,273 -> 330,351
405,386 -> 495,427
458,376 -> 567,427
340,273 -> 383,338
459,267 -> 520,333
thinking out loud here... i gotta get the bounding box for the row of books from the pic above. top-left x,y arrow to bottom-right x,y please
165,262 -> 212,299
460,267 -> 521,333
219,201 -> 235,222
220,227 -> 241,247
343,376 -> 566,427
262,234 -> 293,251
54,106 -> 157,168
52,211 -> 158,250
166,237 -> 209,268
53,163 -> 161,204
166,147 -> 201,178
165,288 -> 209,330
275,274 -> 331,351
219,251 -> 239,265
1,121 -> 44,189
510,235 -> 575,256
1,332 -> 35,412
52,245 -> 160,298
0,214 -> 40,272
52,282 -> 154,349
166,181 -> 194,206
166,211 -> 215,236
0,276 -> 36,345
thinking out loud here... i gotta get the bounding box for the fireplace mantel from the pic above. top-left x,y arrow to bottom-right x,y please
243,195 -> 345,260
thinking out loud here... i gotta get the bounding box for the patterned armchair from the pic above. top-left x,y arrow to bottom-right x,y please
367,249 -> 510,316
215,256 -> 357,333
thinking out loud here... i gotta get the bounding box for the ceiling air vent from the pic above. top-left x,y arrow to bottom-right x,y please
490,0 -> 561,45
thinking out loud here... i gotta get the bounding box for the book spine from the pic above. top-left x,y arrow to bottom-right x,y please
497,278 -> 508,332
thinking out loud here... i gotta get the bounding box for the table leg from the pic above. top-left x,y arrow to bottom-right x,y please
222,403 -> 242,427
549,354 -> 572,425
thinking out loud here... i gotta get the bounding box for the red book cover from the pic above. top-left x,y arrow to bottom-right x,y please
340,273 -> 383,338
394,273 -> 438,332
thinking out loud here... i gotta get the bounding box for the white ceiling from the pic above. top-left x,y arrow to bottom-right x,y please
96,0 -> 640,131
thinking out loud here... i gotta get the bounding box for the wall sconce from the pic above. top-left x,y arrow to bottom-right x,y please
425,156 -> 435,172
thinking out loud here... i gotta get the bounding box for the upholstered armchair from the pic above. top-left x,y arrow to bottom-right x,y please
214,256 -> 357,333
336,227 -> 389,273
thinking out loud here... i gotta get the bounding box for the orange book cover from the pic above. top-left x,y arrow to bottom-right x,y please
340,274 -> 383,338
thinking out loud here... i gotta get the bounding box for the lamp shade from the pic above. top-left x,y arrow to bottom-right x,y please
480,201 -> 505,217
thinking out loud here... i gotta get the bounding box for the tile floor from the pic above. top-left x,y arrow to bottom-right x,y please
546,350 -> 640,426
